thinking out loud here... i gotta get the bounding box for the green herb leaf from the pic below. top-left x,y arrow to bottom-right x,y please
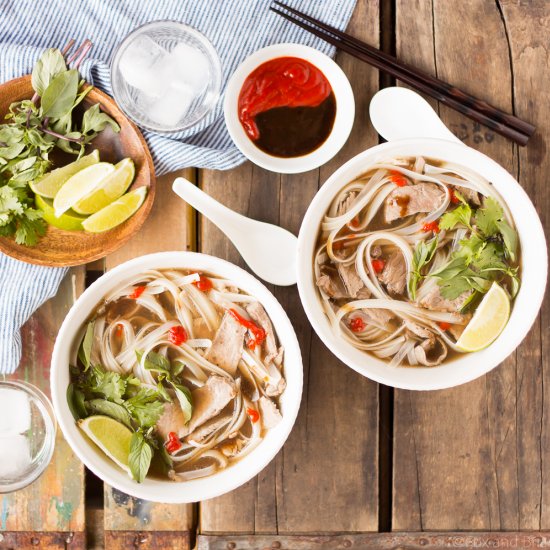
171,360 -> 185,378
13,209 -> 46,246
125,388 -> 165,428
135,349 -> 171,374
78,321 -> 95,370
496,219 -> 518,262
128,432 -> 153,483
82,104 -> 120,136
475,197 -> 503,237
90,366 -> 126,404
67,383 -> 87,420
167,380 -> 193,424
86,398 -> 133,429
409,237 -> 439,300
41,69 -> 79,119
31,48 -> 67,96
439,202 -> 472,231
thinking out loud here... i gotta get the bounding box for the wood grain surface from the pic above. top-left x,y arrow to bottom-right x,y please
199,0 -> 381,535
392,0 -> 549,531
0,269 -> 86,546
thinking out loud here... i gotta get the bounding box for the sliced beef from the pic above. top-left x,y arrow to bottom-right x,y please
419,286 -> 470,316
156,401 -> 188,440
258,396 -> 282,429
185,413 -> 232,444
204,312 -> 246,374
336,191 -> 357,216
246,302 -> 279,363
337,263 -> 365,298
266,376 -> 286,397
377,251 -> 407,295
185,375 -> 237,435
384,182 -> 445,223
453,185 -> 480,206
316,266 -> 348,299
192,317 -> 213,339
414,337 -> 448,367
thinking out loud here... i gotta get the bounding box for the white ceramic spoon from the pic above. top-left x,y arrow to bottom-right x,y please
369,86 -> 463,144
172,177 -> 298,286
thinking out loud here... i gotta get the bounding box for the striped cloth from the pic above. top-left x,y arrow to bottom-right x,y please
0,0 -> 356,374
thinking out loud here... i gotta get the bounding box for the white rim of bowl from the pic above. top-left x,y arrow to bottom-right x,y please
51,251 -> 303,503
110,20 -> 222,134
296,139 -> 548,391
224,43 -> 355,174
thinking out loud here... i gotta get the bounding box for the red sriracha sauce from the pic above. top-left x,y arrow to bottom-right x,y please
438,322 -> 451,331
129,285 -> 146,299
165,431 -> 182,453
169,325 -> 188,346
422,221 -> 440,234
349,317 -> 366,332
238,57 -> 335,157
246,407 -> 260,423
371,258 -> 385,273
228,308 -> 266,349
192,274 -> 213,292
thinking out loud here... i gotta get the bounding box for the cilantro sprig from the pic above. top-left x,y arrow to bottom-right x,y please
0,43 -> 119,245
410,196 -> 519,307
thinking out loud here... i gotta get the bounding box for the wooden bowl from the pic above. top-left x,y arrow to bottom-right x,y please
0,76 -> 155,266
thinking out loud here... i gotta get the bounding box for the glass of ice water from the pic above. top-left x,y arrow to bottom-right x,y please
0,380 -> 56,493
111,20 -> 222,134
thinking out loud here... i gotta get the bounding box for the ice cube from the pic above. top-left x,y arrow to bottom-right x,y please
0,388 -> 31,435
167,42 -> 210,94
118,35 -> 169,98
0,435 -> 31,478
146,84 -> 196,127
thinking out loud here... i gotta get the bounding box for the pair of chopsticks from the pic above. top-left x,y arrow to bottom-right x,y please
271,2 -> 535,146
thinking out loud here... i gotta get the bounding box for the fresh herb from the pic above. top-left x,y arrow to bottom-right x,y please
88,366 -> 127,404
67,383 -> 87,420
438,194 -> 472,231
128,432 -> 153,483
78,321 -> 95,370
135,349 -> 171,374
0,42 -> 119,245
474,197 -> 517,261
168,380 -> 193,424
86,398 -> 133,429
409,236 -> 438,300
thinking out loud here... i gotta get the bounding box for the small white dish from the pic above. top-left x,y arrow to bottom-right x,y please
224,43 -> 355,174
50,252 -> 303,503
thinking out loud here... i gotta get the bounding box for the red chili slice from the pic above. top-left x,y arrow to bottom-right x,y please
165,431 -> 182,453
247,407 -> 260,423
438,322 -> 451,331
193,275 -> 213,292
422,221 -> 440,234
450,189 -> 461,204
371,258 -> 386,273
390,171 -> 408,187
169,325 -> 188,346
349,317 -> 366,332
129,285 -> 146,299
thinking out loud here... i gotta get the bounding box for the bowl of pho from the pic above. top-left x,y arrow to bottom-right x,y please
297,139 -> 547,390
51,251 -> 302,503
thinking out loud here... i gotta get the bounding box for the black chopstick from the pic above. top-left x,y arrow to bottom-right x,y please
271,3 -> 535,146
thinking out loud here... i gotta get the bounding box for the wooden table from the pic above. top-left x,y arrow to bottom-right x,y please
1,1 -> 549,548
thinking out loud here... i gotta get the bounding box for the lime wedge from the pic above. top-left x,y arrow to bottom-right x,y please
53,162 -> 115,217
78,415 -> 133,474
82,187 -> 147,233
35,194 -> 85,231
73,158 -> 136,215
30,150 -> 100,198
456,283 -> 510,352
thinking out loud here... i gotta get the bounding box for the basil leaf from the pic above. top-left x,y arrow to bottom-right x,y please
41,69 -> 79,119
87,399 -> 133,429
171,360 -> 185,377
82,104 -> 120,136
135,349 -> 171,374
156,381 -> 172,402
31,48 -> 67,96
496,219 -> 518,262
129,432 -> 153,483
67,383 -> 87,420
78,321 -> 95,370
168,381 -> 193,424
408,237 -> 439,300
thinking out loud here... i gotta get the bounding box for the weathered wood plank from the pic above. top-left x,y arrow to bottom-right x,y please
0,269 -> 85,545
393,0 -> 547,531
102,168 -> 195,544
199,1 -> 380,535
198,532 -> 550,550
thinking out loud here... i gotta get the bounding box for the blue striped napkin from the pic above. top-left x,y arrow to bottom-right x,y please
0,0 -> 356,374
